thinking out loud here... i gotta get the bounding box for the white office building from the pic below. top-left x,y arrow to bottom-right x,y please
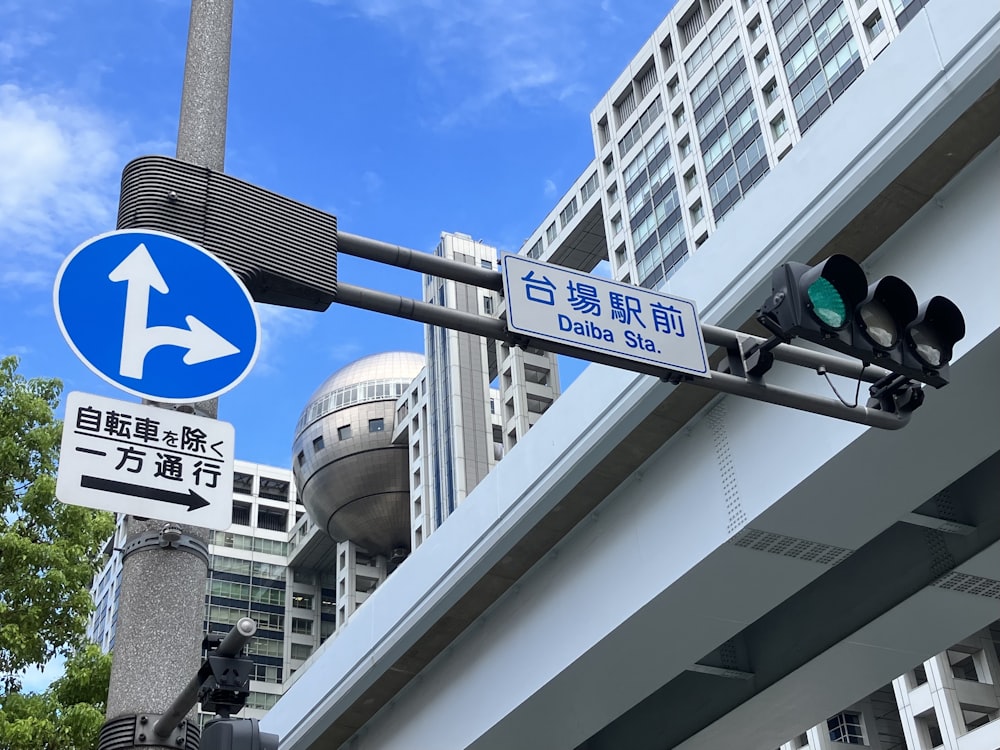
520,0 -> 930,284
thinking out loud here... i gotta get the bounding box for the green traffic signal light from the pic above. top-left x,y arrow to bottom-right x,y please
806,277 -> 848,329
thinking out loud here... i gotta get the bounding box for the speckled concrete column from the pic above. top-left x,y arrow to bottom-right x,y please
104,0 -> 232,741
176,0 -> 233,172
104,518 -> 209,724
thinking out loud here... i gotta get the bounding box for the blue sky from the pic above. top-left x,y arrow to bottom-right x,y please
1,0 -> 675,470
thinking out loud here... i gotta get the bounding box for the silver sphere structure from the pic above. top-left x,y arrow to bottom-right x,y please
292,352 -> 424,557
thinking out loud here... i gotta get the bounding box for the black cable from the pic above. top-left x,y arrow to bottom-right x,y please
817,364 -> 863,408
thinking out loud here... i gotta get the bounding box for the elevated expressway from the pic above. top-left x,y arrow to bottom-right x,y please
263,3 -> 1000,748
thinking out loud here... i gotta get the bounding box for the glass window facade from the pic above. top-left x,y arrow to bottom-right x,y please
770,0 -> 862,134
692,41 -> 770,223
621,126 -> 688,290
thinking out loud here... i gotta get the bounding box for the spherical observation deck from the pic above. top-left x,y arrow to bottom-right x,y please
292,351 -> 424,557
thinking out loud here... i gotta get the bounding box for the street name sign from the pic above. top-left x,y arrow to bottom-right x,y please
54,229 -> 260,403
57,391 -> 234,529
501,254 -> 710,378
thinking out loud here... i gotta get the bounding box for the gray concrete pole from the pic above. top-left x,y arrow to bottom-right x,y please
176,0 -> 234,172
102,1 -> 233,747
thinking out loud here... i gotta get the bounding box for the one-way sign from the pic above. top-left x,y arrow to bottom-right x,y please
56,391 -> 234,529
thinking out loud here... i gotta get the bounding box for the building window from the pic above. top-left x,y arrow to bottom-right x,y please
673,106 -> 686,128
368,418 -> 385,433
257,507 -> 287,532
291,592 -> 313,610
684,168 -> 699,191
259,477 -> 289,502
480,258 -> 492,269
690,200 -> 705,224
635,63 -> 658,100
679,4 -> 706,47
667,76 -> 680,101
312,435 -> 324,452
864,11 -> 885,41
948,649 -> 979,681
231,501 -> 251,526
827,712 -> 865,744
661,37 -> 676,68
763,78 -> 779,105
611,214 -> 623,236
296,450 -> 305,466
771,111 -> 788,138
233,472 -> 253,495
559,197 -> 579,228
916,714 -> 944,747
748,15 -> 762,39
483,296 -> 493,315
546,222 -> 557,243
755,46 -> 771,72
676,140 -> 691,163
337,425 -> 352,440
598,116 -> 610,148
291,617 -> 313,635
613,86 -> 637,126
290,643 -> 312,661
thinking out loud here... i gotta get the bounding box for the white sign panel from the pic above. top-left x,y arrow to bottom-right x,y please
501,254 -> 710,378
57,391 -> 234,529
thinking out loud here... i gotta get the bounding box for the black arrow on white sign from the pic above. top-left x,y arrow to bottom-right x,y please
80,475 -> 210,511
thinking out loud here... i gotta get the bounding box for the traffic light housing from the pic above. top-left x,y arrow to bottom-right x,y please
201,718 -> 278,750
758,254 -> 964,387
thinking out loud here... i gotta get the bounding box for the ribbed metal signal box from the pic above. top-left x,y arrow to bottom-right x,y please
118,155 -> 337,311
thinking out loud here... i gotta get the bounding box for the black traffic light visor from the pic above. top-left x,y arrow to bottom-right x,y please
905,295 -> 966,368
856,275 -> 918,350
800,254 -> 868,331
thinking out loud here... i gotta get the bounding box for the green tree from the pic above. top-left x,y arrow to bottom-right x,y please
0,644 -> 111,750
0,356 -> 115,691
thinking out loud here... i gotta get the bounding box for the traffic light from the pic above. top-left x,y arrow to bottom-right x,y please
201,718 -> 278,750
758,254 -> 964,387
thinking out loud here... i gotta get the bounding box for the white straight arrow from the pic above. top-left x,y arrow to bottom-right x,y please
109,243 -> 240,380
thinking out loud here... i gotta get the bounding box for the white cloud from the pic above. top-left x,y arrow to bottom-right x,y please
1,268 -> 51,289
0,84 -> 121,272
253,303 -> 318,376
309,0 -> 624,126
0,28 -> 48,63
543,178 -> 557,197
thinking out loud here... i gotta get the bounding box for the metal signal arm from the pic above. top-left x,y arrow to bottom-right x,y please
333,242 -> 915,431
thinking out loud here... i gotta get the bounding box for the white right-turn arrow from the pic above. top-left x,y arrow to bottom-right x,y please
109,243 -> 240,379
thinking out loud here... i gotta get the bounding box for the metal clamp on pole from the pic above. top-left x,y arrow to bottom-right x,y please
121,525 -> 210,566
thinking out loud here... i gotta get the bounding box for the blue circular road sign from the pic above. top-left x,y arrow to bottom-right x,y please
54,229 -> 261,403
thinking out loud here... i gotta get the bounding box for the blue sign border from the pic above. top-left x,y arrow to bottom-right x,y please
54,229 -> 261,403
